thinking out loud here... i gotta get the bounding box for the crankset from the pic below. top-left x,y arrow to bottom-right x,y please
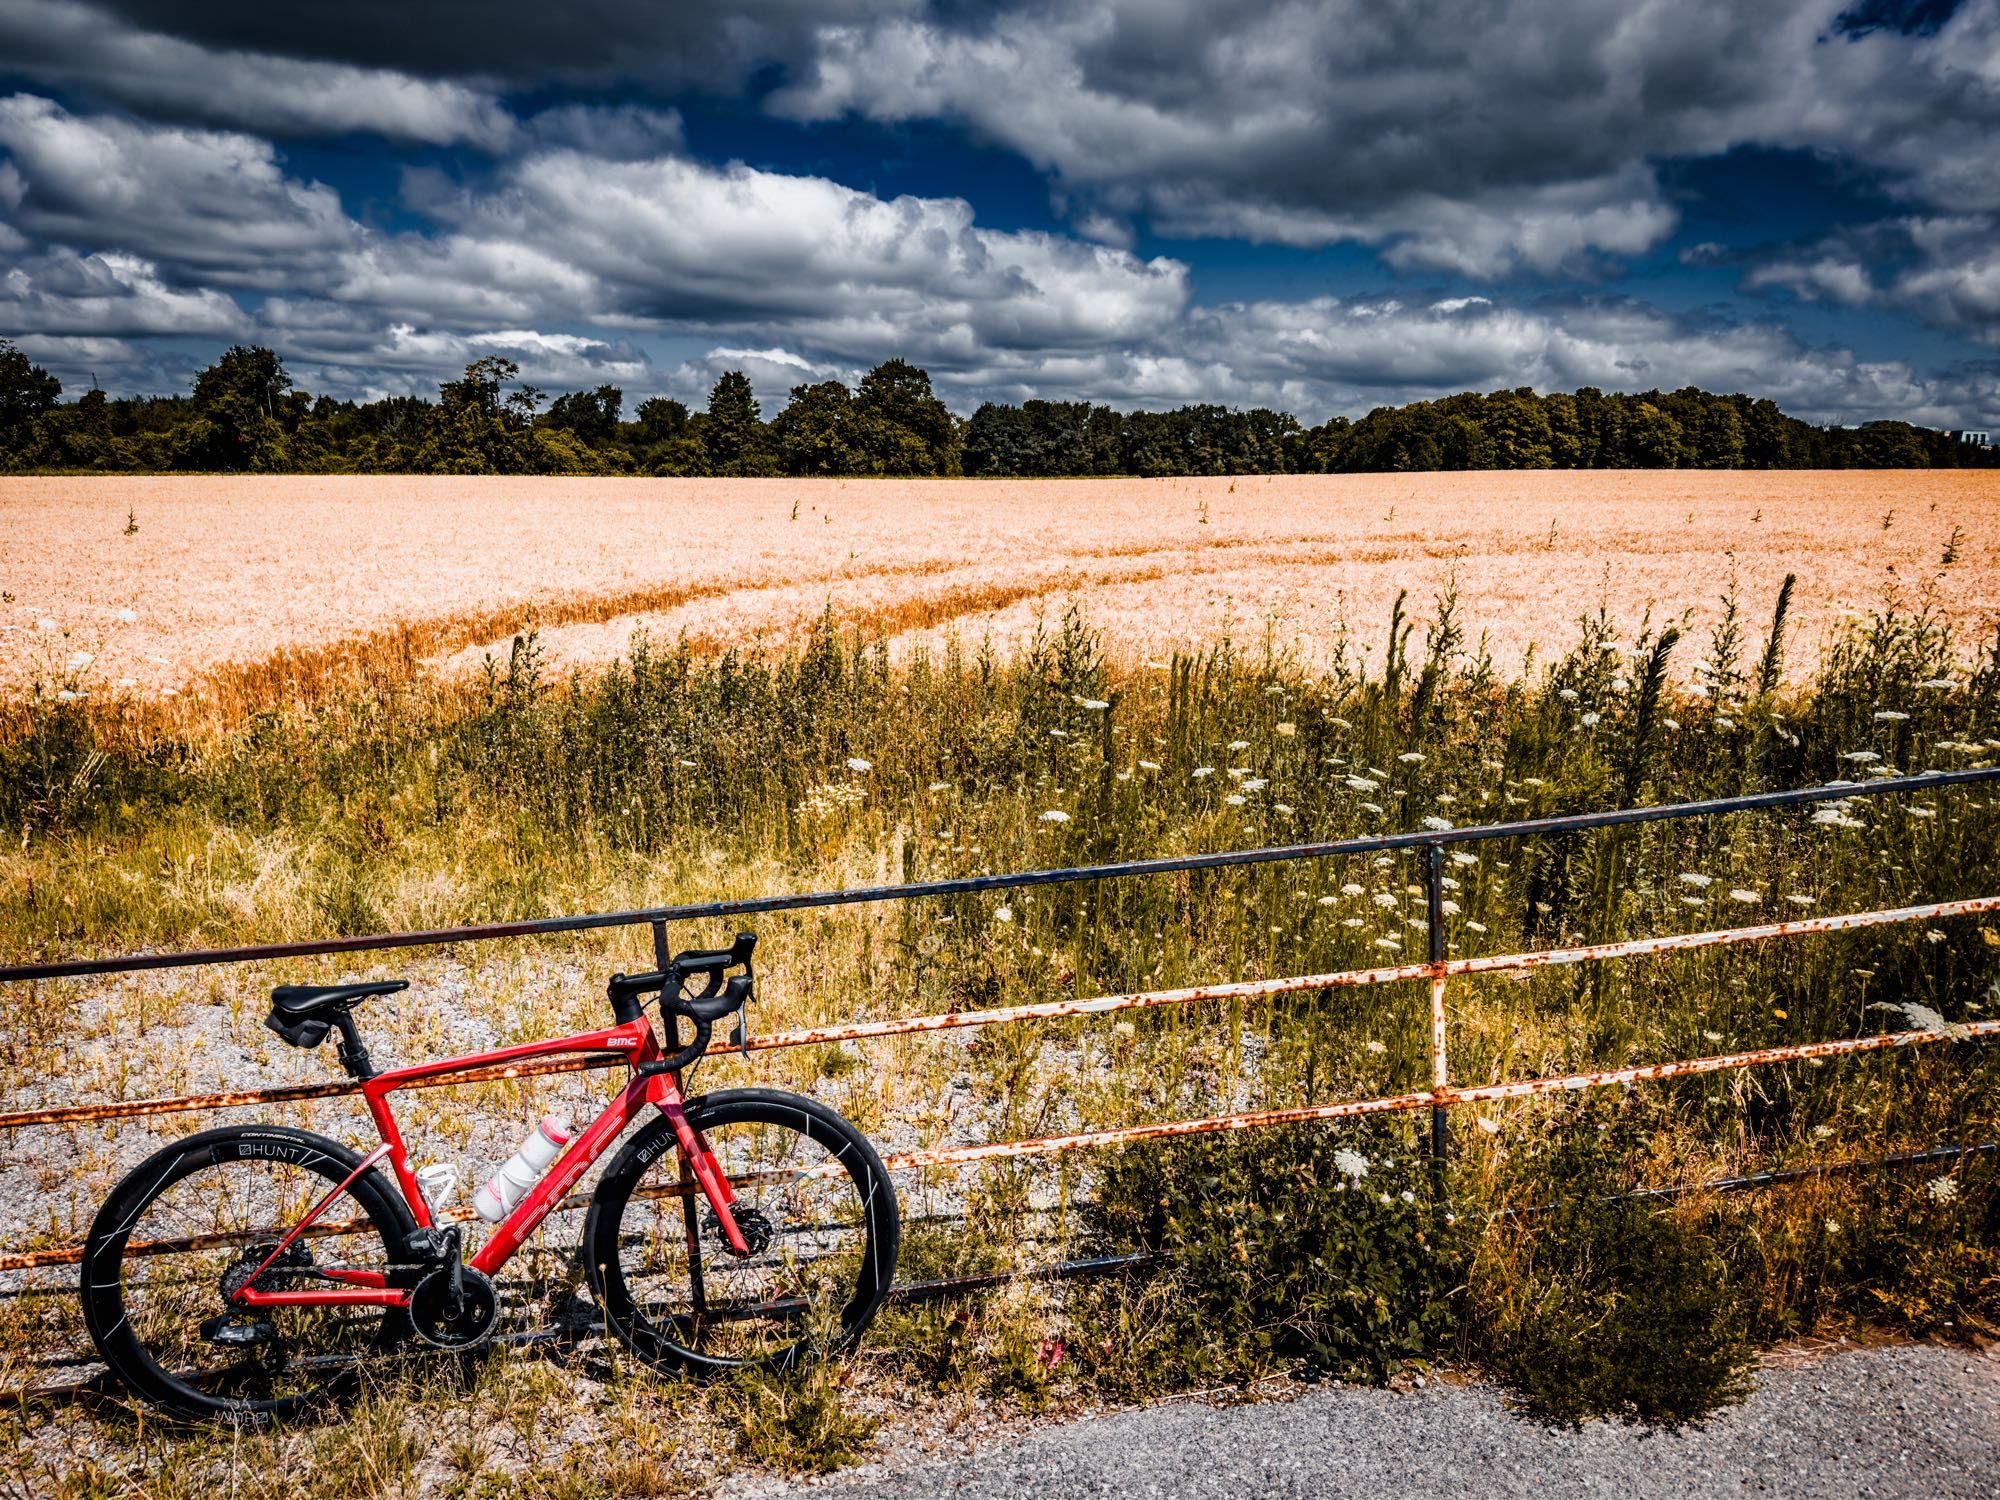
409,1264 -> 500,1350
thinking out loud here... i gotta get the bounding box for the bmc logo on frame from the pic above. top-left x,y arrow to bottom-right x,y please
605,1036 -> 638,1048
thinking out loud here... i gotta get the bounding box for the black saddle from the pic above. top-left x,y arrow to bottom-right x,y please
270,980 -> 407,1018
265,980 -> 406,1051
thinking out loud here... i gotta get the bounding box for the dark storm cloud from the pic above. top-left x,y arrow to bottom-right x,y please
1,1 -> 1997,422
82,0 -> 914,86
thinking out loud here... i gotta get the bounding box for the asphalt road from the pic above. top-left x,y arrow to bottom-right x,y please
763,1343 -> 2000,1500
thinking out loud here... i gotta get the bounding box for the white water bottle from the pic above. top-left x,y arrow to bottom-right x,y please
473,1115 -> 572,1222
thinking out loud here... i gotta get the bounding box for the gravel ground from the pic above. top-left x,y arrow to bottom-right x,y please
744,1343 -> 2000,1500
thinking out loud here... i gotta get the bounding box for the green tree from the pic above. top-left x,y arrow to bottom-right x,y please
417,357 -> 530,474
0,340 -> 61,458
772,380 -> 867,475
848,358 -> 961,475
172,345 -> 293,471
701,371 -> 777,476
542,385 -> 623,445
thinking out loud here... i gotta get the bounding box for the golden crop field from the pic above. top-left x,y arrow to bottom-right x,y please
3,470 -> 1996,714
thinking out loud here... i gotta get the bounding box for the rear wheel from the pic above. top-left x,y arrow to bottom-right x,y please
81,1126 -> 416,1425
585,1089 -> 899,1376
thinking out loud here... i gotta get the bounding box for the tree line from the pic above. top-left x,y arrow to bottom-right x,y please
1,339 -> 1990,475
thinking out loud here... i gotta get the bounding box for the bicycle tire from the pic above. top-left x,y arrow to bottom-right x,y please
81,1125 -> 417,1425
584,1088 -> 899,1377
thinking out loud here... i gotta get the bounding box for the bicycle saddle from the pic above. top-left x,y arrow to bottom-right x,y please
269,980 -> 407,1018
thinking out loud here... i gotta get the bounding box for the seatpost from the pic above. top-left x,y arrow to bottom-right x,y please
331,1010 -> 375,1080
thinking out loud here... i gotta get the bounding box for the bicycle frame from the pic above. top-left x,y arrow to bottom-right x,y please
232,1013 -> 746,1311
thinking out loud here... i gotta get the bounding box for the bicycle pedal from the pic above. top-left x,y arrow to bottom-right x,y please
199,1313 -> 278,1348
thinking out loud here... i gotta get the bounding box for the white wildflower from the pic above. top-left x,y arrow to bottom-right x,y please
1466,920 -> 1488,933
1441,899 -> 1461,915
1374,936 -> 1401,950
1345,776 -> 1379,792
1366,1040 -> 1386,1054
1558,688 -> 1580,702
1372,893 -> 1399,908
1340,883 -> 1366,896
1317,895 -> 1340,906
1678,873 -> 1714,888
1476,1115 -> 1500,1135
1038,810 -> 1071,823
1192,766 -> 1215,779
1398,752 -> 1426,764
55,689 -> 82,701
845,757 -> 873,772
994,906 -> 1014,923
66,650 -> 93,671
1662,717 -> 1680,730
1138,760 -> 1161,772
1906,806 -> 1936,819
1812,1124 -> 1834,1139
1360,802 -> 1384,815
1825,1219 -> 1842,1235
1785,894 -> 1815,906
1241,778 -> 1268,792
1228,740 -> 1251,752
1400,1190 -> 1416,1204
1274,803 -> 1295,816
1079,698 -> 1110,711
1841,750 -> 1881,763
1224,794 -> 1246,806
928,781 -> 951,792
1916,678 -> 1954,690
1715,716 -> 1735,729
1333,1149 -> 1369,1182
1421,815 -> 1453,831
1729,888 -> 1761,904
1702,1030 -> 1725,1043
1343,917 -> 1365,928
1451,851 -> 1478,867
1580,712 -> 1601,727
1872,710 -> 1909,722
1276,722 -> 1297,737
1926,929 -> 1946,943
1611,676 -> 1630,692
1926,1176 -> 1959,1204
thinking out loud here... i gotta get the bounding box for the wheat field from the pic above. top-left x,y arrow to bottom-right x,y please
3,471 -> 1996,713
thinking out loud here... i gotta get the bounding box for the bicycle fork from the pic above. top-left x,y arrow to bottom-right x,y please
645,1074 -> 750,1256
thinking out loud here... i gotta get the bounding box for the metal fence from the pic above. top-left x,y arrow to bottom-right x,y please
3,766 -> 1997,1285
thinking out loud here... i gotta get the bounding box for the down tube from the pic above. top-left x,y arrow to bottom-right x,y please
470,1072 -> 650,1275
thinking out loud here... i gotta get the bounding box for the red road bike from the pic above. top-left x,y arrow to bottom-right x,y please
81,932 -> 901,1424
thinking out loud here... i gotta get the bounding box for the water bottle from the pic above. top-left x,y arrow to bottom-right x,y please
473,1116 -> 572,1222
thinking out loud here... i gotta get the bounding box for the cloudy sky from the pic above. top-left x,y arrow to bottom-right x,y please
2,0 -> 1998,424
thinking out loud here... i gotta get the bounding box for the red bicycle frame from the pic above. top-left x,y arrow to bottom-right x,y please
232,1013 -> 746,1311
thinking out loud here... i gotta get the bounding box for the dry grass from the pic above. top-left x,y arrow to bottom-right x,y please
3,472 -> 1996,723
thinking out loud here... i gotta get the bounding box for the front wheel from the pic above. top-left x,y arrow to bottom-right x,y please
585,1089 -> 899,1376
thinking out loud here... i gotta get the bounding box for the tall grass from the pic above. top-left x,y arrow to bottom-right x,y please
2,582 -> 1998,1473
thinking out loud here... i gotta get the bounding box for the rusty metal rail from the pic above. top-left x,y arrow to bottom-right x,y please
3,767 -> 1992,984
3,766 -> 1998,1288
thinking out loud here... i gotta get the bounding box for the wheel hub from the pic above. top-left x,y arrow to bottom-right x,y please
220,1240 -> 310,1301
704,1204 -> 775,1258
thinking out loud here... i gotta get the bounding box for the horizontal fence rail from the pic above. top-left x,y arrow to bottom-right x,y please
2,767 -> 1992,984
2,766 -> 1997,1348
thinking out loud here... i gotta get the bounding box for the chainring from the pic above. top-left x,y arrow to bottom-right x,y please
409,1265 -> 500,1350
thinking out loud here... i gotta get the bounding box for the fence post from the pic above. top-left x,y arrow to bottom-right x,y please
1425,841 -> 1449,1193
651,918 -> 672,973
